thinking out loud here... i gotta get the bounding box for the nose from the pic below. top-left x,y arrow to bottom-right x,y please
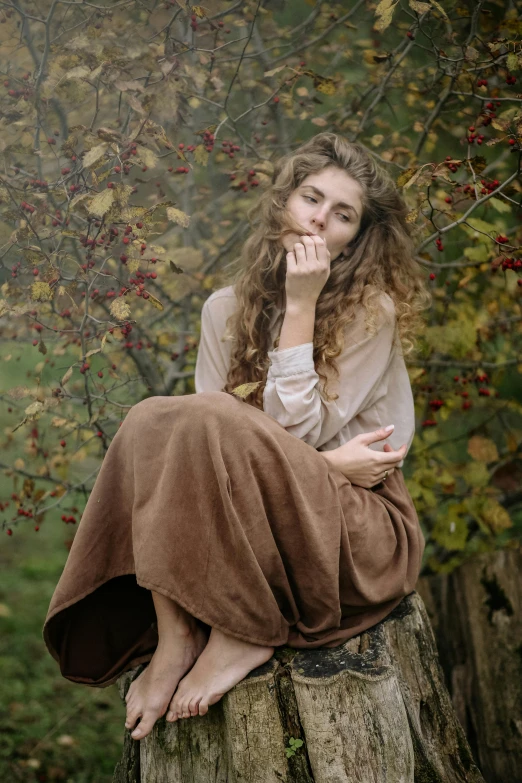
311,208 -> 327,231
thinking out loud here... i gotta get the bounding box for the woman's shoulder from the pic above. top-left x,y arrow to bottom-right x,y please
202,285 -> 238,318
204,284 -> 237,307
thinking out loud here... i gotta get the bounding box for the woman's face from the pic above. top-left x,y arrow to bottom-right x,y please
282,166 -> 364,261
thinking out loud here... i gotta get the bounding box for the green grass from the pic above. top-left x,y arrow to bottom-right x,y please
0,339 -> 125,781
0,518 -> 124,782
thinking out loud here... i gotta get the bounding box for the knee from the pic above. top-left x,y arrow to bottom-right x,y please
125,391 -> 239,430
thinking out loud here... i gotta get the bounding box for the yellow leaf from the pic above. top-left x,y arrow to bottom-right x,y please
230,381 -> 262,399
507,52 -> 519,72
145,292 -> 164,310
85,348 -> 101,358
88,188 -> 114,218
51,416 -> 69,427
110,298 -> 131,321
193,144 -> 209,166
428,0 -> 449,19
467,435 -> 499,463
136,145 -> 158,168
480,499 -> 513,534
30,282 -> 53,302
25,401 -> 44,417
166,207 -> 191,228
82,142 -> 108,168
461,461 -> 490,487
61,366 -> 73,385
374,0 -> 399,32
264,65 -> 286,77
409,0 -> 430,11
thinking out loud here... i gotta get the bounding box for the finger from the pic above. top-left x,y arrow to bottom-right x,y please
375,448 -> 407,465
286,250 -> 297,268
293,241 -> 307,264
297,236 -> 316,263
359,426 -> 395,444
312,235 -> 330,264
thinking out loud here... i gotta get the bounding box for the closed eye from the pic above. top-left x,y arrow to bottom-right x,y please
303,195 -> 350,222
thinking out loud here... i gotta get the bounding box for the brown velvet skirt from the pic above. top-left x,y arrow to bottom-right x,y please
43,391 -> 425,688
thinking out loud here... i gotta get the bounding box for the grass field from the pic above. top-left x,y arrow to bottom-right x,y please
1,341 -> 125,781
0,522 -> 124,782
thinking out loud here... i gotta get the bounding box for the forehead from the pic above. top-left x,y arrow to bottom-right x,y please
299,169 -> 363,207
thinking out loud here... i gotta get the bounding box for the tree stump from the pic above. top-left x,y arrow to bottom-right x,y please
417,547 -> 522,783
113,591 -> 485,783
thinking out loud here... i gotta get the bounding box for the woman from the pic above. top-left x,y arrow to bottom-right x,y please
43,132 -> 431,741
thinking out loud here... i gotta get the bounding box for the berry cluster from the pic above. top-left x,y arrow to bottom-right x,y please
466,125 -> 485,145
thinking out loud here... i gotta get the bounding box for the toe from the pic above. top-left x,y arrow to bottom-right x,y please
125,706 -> 142,730
131,711 -> 156,740
199,701 -> 209,717
188,698 -> 201,717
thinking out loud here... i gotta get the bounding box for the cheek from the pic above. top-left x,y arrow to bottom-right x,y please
286,197 -> 305,221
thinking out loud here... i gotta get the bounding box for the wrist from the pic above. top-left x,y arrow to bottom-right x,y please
285,299 -> 317,314
318,448 -> 340,468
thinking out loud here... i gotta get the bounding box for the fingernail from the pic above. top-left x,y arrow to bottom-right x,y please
384,424 -> 394,432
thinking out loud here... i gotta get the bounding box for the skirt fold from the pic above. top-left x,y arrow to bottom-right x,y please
43,391 -> 425,687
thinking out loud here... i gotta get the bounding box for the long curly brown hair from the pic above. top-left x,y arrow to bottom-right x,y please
218,132 -> 432,410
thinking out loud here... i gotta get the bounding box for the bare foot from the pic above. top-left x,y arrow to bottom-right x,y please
166,628 -> 274,721
125,624 -> 208,740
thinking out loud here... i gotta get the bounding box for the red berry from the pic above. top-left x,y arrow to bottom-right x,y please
60,439 -> 66,447
6,529 -> 12,536
107,182 -> 114,188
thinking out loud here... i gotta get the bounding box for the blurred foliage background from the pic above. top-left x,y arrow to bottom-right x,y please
0,0 -> 521,779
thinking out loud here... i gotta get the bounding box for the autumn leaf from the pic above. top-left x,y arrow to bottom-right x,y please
82,143 -> 108,168
193,144 -> 209,166
110,298 -> 131,320
467,435 -> 499,463
374,0 -> 399,32
61,366 -> 73,386
166,207 -> 191,228
480,499 -> 513,534
25,400 -> 44,418
31,282 -> 53,302
230,381 -> 262,399
144,292 -> 164,310
88,188 -> 114,218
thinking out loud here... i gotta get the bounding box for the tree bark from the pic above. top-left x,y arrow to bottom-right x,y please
113,591 -> 485,783
416,547 -> 522,783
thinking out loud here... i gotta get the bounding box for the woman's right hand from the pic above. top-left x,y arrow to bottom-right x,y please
322,426 -> 408,489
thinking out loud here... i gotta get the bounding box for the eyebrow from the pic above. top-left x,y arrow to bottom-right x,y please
300,185 -> 359,219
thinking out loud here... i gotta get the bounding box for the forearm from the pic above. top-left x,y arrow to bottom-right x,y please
277,301 -> 316,351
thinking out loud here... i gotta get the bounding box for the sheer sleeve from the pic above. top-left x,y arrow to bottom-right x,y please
262,296 -> 397,449
194,294 -> 234,393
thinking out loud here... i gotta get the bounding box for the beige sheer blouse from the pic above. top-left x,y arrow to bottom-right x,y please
194,285 -> 415,467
